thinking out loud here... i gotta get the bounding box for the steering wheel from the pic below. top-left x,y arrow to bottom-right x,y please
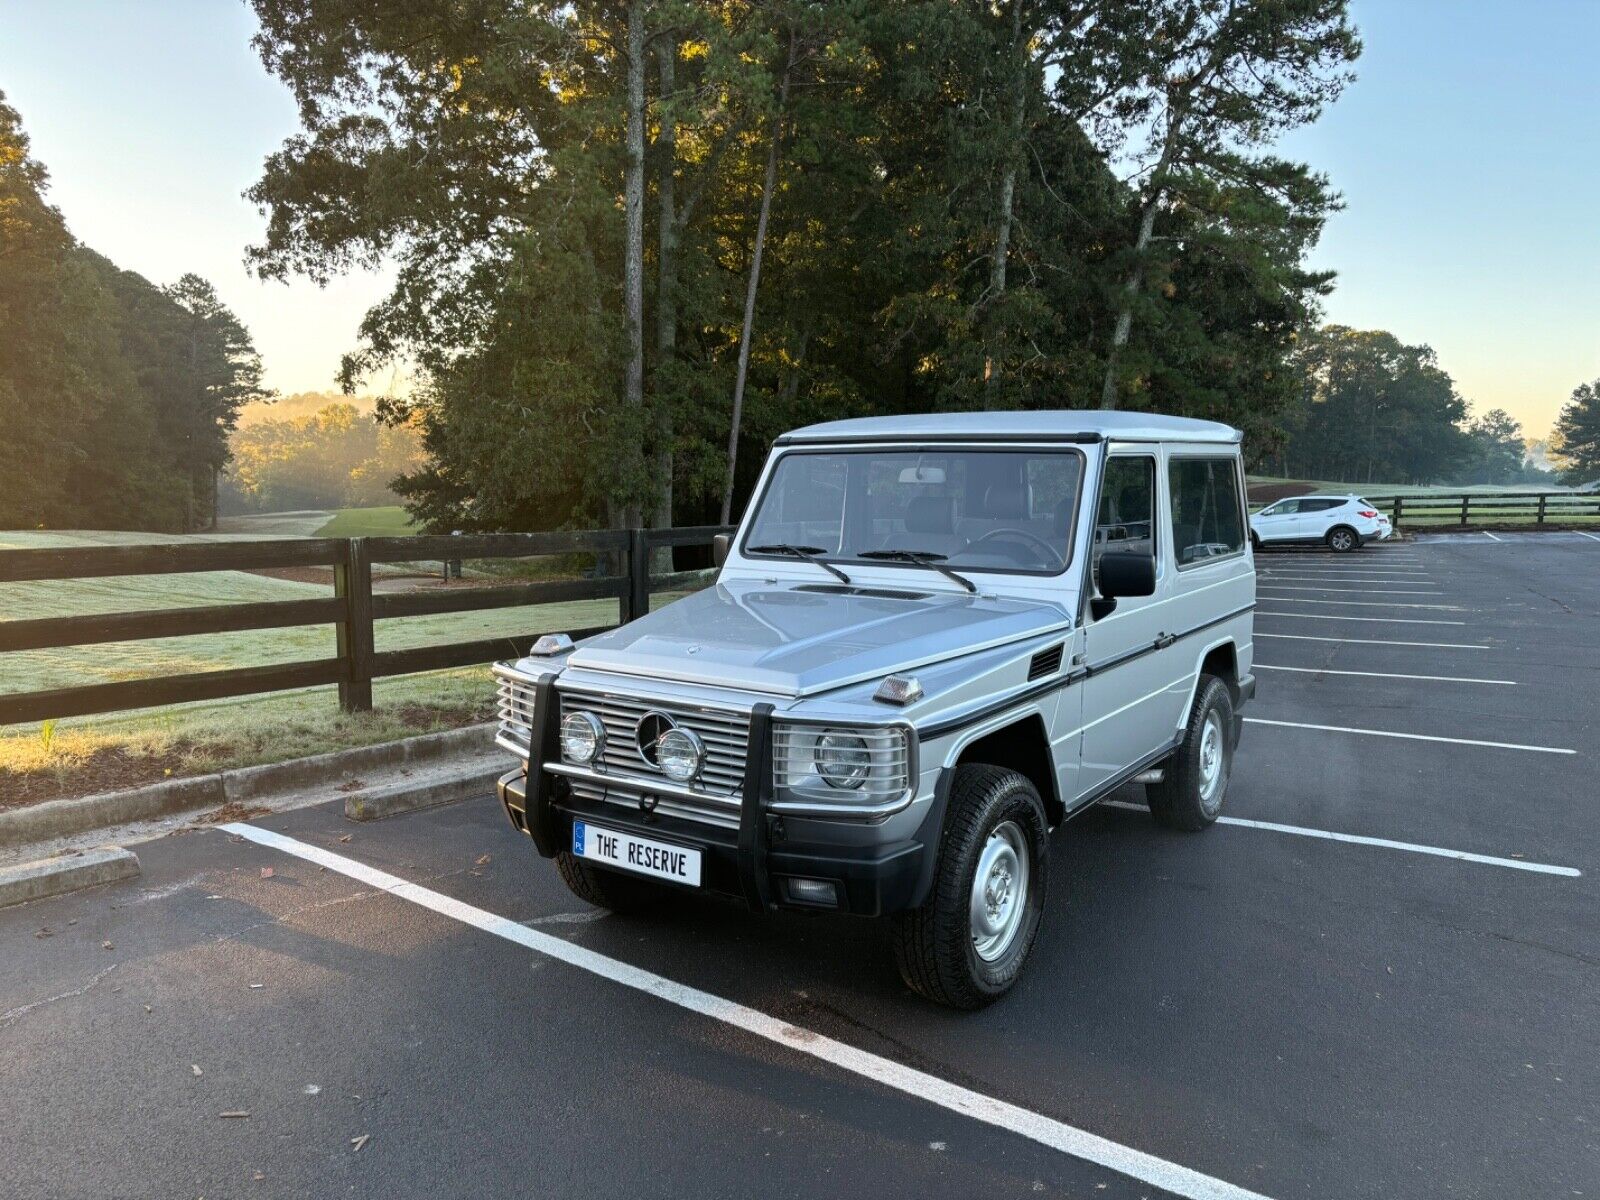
966,527 -> 1063,567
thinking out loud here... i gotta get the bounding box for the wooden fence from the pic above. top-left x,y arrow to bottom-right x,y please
0,526 -> 731,727
1366,492 -> 1600,528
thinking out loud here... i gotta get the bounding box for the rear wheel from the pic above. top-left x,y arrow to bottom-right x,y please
555,852 -> 670,913
1250,532 -> 1263,553
1325,525 -> 1359,552
1147,675 -> 1235,831
892,765 -> 1049,1009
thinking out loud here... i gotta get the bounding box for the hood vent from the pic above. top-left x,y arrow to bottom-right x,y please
1028,643 -> 1064,681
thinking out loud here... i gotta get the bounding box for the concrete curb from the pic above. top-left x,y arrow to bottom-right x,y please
0,723 -> 497,850
344,763 -> 504,821
0,846 -> 141,909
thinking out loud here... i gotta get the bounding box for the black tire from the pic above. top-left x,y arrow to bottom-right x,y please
1250,532 -> 1263,553
1147,675 -> 1235,831
554,851 -> 670,913
891,765 -> 1049,1010
1325,524 -> 1359,553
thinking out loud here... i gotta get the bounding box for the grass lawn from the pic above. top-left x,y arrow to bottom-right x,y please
0,528 -> 639,804
313,505 -> 418,538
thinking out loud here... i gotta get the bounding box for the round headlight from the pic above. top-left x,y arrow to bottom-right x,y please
560,711 -> 604,764
815,730 -> 870,790
655,727 -> 705,783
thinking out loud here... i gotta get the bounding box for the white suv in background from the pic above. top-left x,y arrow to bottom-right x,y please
1249,494 -> 1391,552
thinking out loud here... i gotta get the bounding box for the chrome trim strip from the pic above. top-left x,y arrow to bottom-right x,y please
544,761 -> 743,811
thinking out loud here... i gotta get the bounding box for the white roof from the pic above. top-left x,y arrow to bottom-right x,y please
777,409 -> 1241,446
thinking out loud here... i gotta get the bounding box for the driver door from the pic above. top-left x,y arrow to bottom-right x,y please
1073,451 -> 1169,803
1254,498 -> 1303,543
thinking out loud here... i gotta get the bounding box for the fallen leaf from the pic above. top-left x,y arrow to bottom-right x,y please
303,1084 -> 320,1095
475,854 -> 491,866
144,1005 -> 153,1014
101,940 -> 114,950
259,867 -> 275,879
248,983 -> 264,989
192,1065 -> 203,1077
253,1171 -> 265,1181
337,835 -> 352,844
219,1111 -> 250,1119
350,1135 -> 369,1152
34,928 -> 52,939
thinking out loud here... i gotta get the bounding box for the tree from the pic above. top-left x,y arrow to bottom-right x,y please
1461,408 -> 1526,485
1,91 -> 266,531
1097,0 -> 1359,408
1553,379 -> 1600,486
1282,326 -> 1470,484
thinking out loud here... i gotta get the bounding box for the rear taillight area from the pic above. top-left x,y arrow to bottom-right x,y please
1358,509 -> 1378,518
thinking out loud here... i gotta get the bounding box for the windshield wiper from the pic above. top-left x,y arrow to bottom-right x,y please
856,549 -> 976,594
747,543 -> 852,585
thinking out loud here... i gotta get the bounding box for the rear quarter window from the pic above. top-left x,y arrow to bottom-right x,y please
1168,457 -> 1245,567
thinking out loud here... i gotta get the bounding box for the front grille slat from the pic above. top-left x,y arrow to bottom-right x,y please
558,687 -> 752,829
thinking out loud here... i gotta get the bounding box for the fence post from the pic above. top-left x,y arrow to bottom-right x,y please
335,537 -> 375,712
1537,494 -> 1547,525
1392,496 -> 1404,527
1459,495 -> 1470,526
623,528 -> 651,624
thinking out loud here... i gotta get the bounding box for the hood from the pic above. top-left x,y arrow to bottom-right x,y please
568,578 -> 1071,697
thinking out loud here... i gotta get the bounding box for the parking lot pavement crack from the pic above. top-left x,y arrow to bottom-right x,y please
1521,585 -> 1576,616
0,963 -> 118,1031
1403,915 -> 1600,970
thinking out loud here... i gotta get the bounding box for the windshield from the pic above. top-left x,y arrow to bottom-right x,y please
742,448 -> 1083,575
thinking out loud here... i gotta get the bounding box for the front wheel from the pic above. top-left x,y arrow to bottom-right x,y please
1325,525 -> 1359,552
555,852 -> 670,913
1147,675 -> 1235,831
892,765 -> 1049,1010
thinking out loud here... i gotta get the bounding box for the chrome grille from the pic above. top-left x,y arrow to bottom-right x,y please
557,688 -> 750,828
494,665 -> 538,756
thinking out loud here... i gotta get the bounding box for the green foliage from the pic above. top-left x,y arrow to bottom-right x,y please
1460,408 -> 1530,485
1276,326 -> 1472,484
0,90 -> 272,532
246,0 -> 1361,530
1553,379 -> 1600,486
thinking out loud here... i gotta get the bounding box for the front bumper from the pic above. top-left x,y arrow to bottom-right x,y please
497,768 -> 940,917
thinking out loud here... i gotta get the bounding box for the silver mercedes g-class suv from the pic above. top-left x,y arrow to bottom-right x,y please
493,411 -> 1255,1008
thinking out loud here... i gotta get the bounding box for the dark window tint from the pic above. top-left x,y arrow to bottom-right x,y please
1093,457 -> 1157,580
1169,458 -> 1245,566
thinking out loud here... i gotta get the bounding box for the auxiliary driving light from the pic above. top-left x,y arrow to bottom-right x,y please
531,632 -> 574,656
654,727 -> 705,783
560,711 -> 605,764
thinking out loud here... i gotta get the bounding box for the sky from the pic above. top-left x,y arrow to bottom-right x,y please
0,0 -> 1596,438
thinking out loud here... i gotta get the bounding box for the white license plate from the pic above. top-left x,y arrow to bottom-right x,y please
572,821 -> 702,887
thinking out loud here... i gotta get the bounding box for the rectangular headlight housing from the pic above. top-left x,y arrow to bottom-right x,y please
771,722 -> 914,815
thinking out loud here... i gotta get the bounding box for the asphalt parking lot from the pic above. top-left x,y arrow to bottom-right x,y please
3,533 -> 1596,1200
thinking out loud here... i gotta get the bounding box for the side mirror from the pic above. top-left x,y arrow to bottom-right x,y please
1098,550 -> 1156,599
712,534 -> 731,569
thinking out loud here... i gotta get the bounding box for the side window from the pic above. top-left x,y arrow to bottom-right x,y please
1093,456 -> 1156,583
1169,457 -> 1245,566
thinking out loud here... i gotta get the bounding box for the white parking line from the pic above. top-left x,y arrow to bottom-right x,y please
221,824 -> 1277,1200
1256,596 -> 1464,610
1256,585 -> 1444,595
1253,664 -> 1514,685
1259,572 -> 1433,582
1483,531 -> 1502,542
1244,717 -> 1574,755
1256,632 -> 1488,650
1258,611 -> 1466,626
1101,802 -> 1578,877
1579,532 -> 1600,543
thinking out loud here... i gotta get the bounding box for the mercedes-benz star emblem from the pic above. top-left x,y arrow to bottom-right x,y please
635,711 -> 678,767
